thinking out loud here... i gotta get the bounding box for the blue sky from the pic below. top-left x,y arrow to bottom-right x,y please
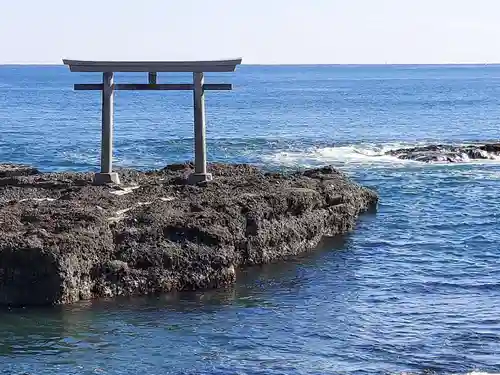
1,0 -> 500,64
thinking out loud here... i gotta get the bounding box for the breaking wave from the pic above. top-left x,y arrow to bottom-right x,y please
263,142 -> 500,169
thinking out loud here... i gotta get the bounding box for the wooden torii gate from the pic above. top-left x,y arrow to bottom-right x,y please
62,58 -> 242,185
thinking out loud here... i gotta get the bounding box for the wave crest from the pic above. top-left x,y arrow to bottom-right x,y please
263,142 -> 500,168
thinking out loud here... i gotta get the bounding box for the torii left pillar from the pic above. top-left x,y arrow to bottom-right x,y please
188,72 -> 212,184
94,72 -> 120,185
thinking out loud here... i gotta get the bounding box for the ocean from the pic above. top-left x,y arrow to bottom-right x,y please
0,64 -> 499,375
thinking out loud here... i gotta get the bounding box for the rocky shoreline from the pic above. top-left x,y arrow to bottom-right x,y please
0,163 -> 378,306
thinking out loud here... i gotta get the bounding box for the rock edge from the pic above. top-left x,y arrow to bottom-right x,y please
0,163 -> 378,306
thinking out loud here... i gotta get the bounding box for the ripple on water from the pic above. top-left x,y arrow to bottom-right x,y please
1,160 -> 499,375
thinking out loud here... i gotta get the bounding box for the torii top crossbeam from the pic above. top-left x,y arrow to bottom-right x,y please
62,58 -> 243,185
63,59 -> 242,72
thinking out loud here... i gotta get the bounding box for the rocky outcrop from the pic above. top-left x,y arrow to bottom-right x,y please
0,164 -> 39,178
0,163 -> 378,306
385,143 -> 500,163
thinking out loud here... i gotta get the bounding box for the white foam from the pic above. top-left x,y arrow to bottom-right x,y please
263,143 -> 418,169
263,142 -> 500,169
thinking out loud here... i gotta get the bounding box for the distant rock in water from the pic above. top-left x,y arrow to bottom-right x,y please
385,143 -> 500,163
0,163 -> 378,306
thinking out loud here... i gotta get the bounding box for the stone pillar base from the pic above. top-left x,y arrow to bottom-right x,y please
93,172 -> 120,185
187,172 -> 213,185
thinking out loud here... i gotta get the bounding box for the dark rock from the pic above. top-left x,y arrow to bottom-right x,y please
480,143 -> 500,153
162,162 -> 194,172
0,163 -> 378,306
0,164 -> 39,178
385,143 -> 500,163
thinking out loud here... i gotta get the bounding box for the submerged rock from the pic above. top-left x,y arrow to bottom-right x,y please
0,163 -> 378,306
385,143 -> 500,163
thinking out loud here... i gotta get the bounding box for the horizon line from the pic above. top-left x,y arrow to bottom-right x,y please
1,62 -> 500,67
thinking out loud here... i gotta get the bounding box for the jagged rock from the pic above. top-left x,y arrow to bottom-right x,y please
385,143 -> 500,163
481,143 -> 500,153
0,163 -> 378,306
0,164 -> 39,178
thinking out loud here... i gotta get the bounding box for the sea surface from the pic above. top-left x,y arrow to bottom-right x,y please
0,65 -> 499,375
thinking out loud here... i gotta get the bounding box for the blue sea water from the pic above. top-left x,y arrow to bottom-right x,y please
0,64 -> 499,375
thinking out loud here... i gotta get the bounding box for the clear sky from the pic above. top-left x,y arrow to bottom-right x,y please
2,0 -> 500,64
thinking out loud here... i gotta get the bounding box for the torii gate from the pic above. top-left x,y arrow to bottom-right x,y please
62,58 -> 242,185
